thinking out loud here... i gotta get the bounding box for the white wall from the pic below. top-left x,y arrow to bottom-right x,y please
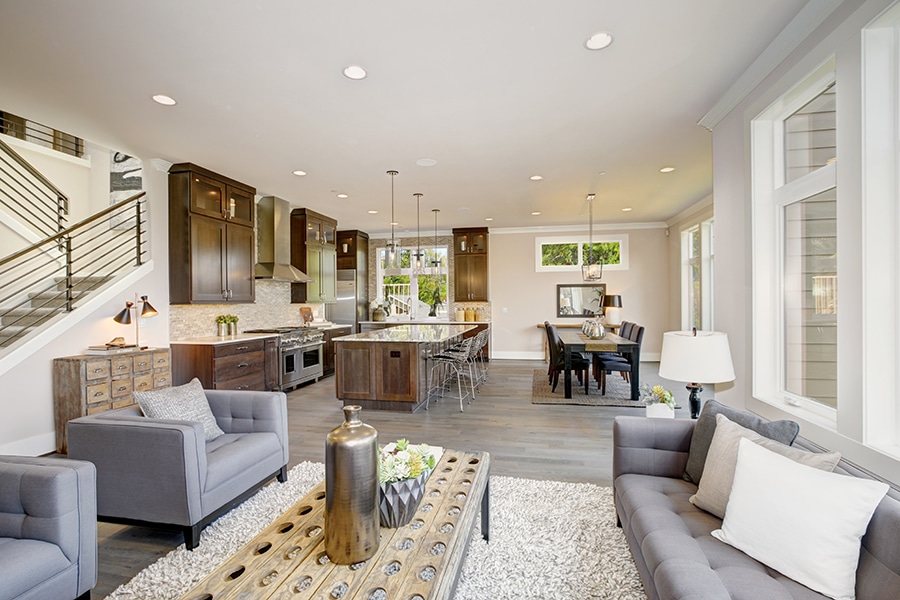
488,225 -> 670,360
0,141 -> 170,455
711,0 -> 900,482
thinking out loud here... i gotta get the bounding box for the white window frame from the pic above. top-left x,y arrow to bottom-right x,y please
752,59 -> 838,429
534,234 -> 629,273
680,219 -> 715,331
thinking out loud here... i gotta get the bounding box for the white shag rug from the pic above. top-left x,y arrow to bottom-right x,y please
105,462 -> 646,600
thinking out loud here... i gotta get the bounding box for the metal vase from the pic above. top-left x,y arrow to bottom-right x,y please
324,405 -> 380,564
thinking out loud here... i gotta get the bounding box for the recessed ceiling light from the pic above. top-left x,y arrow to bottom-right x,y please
485,217 -> 493,221
336,193 -> 348,199
390,221 -> 399,226
584,32 -> 614,51
622,207 -> 633,212
343,65 -> 367,80
416,158 -> 438,167
151,94 -> 177,106
367,210 -> 378,214
660,166 -> 675,173
292,170 -> 307,177
531,211 -> 541,216
530,175 -> 543,181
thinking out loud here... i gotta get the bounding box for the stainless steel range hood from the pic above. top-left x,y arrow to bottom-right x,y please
255,196 -> 314,282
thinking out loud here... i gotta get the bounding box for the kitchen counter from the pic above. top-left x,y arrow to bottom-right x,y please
334,324 -> 476,412
170,333 -> 277,345
358,319 -> 490,325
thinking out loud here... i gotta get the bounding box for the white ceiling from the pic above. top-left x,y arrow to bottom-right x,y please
0,0 -> 810,234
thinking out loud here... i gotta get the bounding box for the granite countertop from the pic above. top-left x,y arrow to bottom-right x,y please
169,333 -> 278,345
358,319 -> 490,325
335,324 -> 477,343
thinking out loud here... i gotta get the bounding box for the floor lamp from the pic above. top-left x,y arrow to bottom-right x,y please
658,329 -> 735,419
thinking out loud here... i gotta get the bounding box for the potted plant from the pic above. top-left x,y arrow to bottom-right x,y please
226,314 -> 239,336
215,315 -> 228,336
378,439 -> 438,528
641,383 -> 676,418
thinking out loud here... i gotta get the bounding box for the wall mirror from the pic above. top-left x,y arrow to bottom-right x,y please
557,283 -> 606,318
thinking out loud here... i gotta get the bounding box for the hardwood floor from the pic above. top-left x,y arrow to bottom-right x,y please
93,358 -> 685,598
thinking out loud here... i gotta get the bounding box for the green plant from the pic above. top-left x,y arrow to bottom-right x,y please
640,383 -> 676,410
226,314 -> 239,324
215,315 -> 228,324
378,439 -> 437,484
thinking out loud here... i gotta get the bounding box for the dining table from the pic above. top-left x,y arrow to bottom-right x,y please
556,329 -> 640,399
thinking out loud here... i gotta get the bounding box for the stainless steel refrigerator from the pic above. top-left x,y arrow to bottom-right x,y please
327,269 -> 362,331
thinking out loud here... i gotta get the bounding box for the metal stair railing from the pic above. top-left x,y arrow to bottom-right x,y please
0,136 -> 69,238
0,191 -> 146,349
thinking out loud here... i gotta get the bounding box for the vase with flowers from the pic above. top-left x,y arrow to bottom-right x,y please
640,383 -> 676,418
378,439 -> 437,528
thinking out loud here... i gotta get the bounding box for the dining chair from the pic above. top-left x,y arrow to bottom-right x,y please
547,324 -> 590,394
594,324 -> 644,395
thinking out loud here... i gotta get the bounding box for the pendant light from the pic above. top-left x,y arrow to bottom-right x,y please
431,208 -> 441,274
413,193 -> 424,271
583,193 -> 603,281
386,170 -> 399,266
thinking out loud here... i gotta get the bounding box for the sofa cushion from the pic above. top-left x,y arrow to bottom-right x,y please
684,399 -> 799,483
0,537 -> 71,600
204,432 -> 282,492
135,378 -> 224,441
712,439 -> 889,600
690,414 -> 841,518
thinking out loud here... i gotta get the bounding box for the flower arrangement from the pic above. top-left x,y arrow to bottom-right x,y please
378,439 -> 437,485
640,383 -> 676,410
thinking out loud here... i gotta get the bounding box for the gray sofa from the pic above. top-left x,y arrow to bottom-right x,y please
67,389 -> 288,550
0,455 -> 96,600
613,415 -> 900,600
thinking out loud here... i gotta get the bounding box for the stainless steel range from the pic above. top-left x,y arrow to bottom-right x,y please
244,327 -> 325,391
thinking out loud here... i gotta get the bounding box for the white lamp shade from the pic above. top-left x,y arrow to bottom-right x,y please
605,306 -> 621,325
658,330 -> 735,384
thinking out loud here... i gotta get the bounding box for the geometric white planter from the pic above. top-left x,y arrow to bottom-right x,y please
645,403 -> 675,419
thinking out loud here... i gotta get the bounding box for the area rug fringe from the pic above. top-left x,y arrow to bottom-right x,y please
105,462 -> 646,600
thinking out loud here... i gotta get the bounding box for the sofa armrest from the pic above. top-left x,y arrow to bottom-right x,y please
613,416 -> 695,482
67,413 -> 207,526
0,455 -> 97,595
206,389 -> 289,466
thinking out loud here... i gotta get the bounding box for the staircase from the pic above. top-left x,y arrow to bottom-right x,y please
0,135 -> 148,354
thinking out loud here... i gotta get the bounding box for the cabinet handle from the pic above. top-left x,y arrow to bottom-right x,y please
92,368 -> 103,373
222,290 -> 228,299
117,386 -> 128,392
93,391 -> 104,397
117,364 -> 127,371
158,377 -> 168,384
138,361 -> 148,367
157,359 -> 166,364
237,363 -> 249,368
138,382 -> 148,388
237,346 -> 249,350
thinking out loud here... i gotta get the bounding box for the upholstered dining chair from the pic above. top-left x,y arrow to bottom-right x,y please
546,322 -> 590,394
594,324 -> 644,395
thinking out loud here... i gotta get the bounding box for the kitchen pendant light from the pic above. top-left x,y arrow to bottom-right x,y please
413,193 -> 424,271
431,208 -> 441,275
386,170 -> 399,267
583,193 -> 603,281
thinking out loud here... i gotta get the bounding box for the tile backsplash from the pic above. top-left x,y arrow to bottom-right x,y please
169,280 -> 324,339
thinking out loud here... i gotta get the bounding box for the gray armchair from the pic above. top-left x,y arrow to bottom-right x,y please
0,455 -> 97,600
67,389 -> 289,550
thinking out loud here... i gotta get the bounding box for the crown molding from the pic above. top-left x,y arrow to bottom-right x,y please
489,222 -> 667,235
698,0 -> 844,131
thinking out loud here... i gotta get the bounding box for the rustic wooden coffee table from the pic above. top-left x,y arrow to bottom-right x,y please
180,449 -> 490,600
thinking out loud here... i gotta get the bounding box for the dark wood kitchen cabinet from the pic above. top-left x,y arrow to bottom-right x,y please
171,337 -> 276,391
322,325 -> 352,376
290,208 -> 338,304
453,227 -> 489,302
169,163 -> 256,304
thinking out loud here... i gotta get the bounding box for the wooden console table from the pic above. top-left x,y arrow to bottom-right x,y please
180,449 -> 490,600
52,347 -> 170,453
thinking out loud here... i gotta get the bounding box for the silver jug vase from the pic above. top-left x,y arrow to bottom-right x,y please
324,405 -> 380,564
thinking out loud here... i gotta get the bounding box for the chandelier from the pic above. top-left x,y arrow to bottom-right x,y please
431,208 -> 441,275
386,170 -> 399,266
413,193 -> 424,272
583,193 -> 603,281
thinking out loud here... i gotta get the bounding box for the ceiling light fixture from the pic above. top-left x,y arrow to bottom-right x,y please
416,158 -> 438,167
583,193 -> 603,281
413,193 -> 424,271
151,94 -> 177,106
584,32 -> 614,51
485,217 -> 493,221
292,170 -> 307,177
622,207 -> 633,212
336,193 -> 348,199
386,170 -> 399,265
660,166 -> 675,173
343,65 -> 367,80
431,208 -> 441,274
530,175 -> 543,181
531,211 -> 542,216
368,210 -> 378,214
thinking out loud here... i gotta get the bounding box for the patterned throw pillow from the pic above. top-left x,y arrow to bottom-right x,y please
134,378 -> 224,441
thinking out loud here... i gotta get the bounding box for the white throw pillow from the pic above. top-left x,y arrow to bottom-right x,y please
135,377 -> 225,441
690,413 -> 841,518
712,438 -> 888,600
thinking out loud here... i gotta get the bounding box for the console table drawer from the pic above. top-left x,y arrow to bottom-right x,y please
85,359 -> 110,380
85,382 -> 110,404
110,357 -> 132,376
133,373 -> 154,393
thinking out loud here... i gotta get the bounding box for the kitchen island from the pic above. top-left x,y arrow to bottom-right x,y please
334,324 -> 476,411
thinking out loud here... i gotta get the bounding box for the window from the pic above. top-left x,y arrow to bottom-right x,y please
376,246 -> 448,318
535,235 -> 628,272
681,219 -> 715,330
752,59 -> 837,424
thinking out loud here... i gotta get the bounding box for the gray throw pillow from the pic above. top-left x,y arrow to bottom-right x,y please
134,377 -> 225,441
684,399 -> 799,483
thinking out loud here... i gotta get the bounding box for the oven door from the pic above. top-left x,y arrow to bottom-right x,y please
282,346 -> 302,388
